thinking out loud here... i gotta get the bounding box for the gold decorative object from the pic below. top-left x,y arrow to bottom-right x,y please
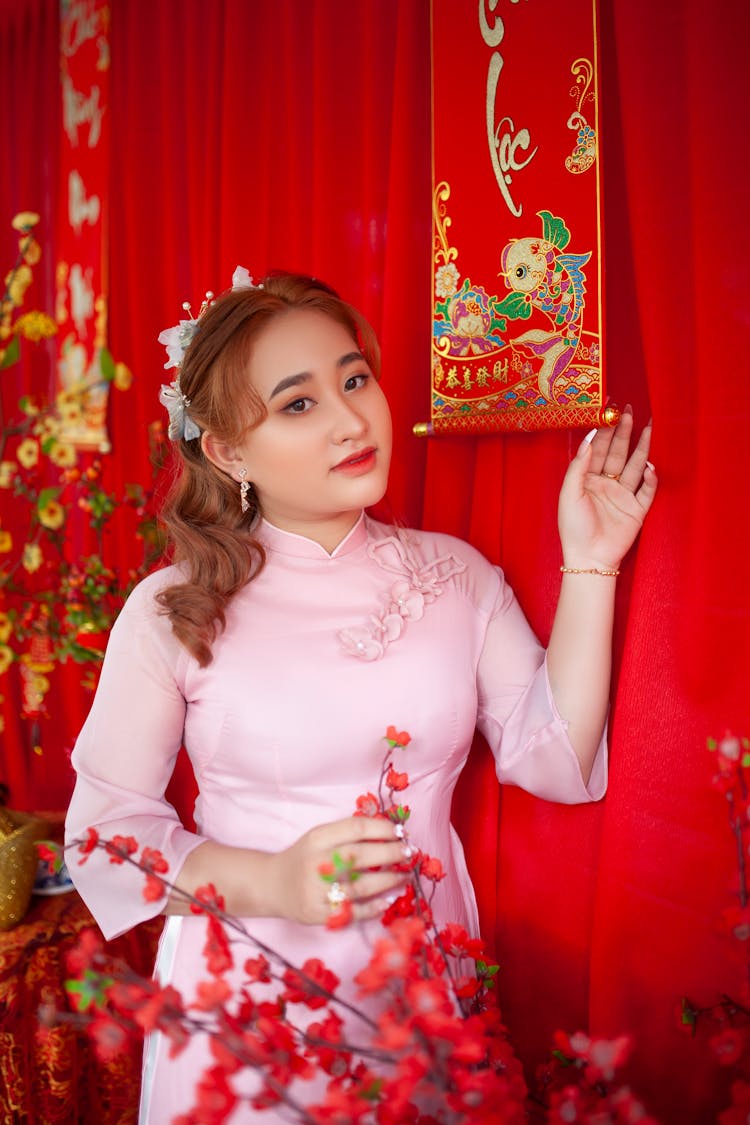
0,809 -> 48,930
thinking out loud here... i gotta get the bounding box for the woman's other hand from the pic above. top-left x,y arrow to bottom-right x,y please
558,405 -> 658,572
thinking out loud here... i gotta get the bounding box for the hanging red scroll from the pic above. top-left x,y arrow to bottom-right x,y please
56,0 -> 112,452
420,0 -> 615,437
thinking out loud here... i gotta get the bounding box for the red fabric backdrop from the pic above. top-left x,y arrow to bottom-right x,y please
1,2 -> 749,1122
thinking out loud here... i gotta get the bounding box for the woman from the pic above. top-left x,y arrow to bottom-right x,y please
65,269 -> 657,1122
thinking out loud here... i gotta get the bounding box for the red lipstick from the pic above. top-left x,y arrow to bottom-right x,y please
332,447 -> 377,475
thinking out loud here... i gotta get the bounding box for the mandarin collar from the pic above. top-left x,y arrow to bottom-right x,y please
258,512 -> 368,560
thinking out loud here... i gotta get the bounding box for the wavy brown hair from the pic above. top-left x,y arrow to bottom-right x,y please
156,272 -> 381,666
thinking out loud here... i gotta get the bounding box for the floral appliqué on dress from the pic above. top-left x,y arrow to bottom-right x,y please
338,528 -> 466,661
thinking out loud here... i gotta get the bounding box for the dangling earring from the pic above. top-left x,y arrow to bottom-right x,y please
238,467 -> 251,513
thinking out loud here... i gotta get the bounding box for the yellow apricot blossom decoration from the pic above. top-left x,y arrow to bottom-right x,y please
0,528 -> 12,553
11,211 -> 40,232
16,438 -> 39,468
14,310 -> 57,342
49,442 -> 77,468
0,461 -> 16,488
55,391 -> 83,424
37,498 -> 65,530
0,613 -> 11,643
22,543 -> 43,573
114,362 -> 133,391
4,264 -> 32,307
0,645 -> 13,676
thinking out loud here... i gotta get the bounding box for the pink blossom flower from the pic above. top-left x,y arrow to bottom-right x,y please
338,626 -> 383,661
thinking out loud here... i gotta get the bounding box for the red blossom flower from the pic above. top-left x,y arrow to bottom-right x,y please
385,803 -> 410,826
305,1011 -> 349,1075
255,1014 -> 315,1082
385,766 -> 409,791
354,792 -> 381,817
282,959 -> 340,1009
325,899 -> 354,931
307,1079 -> 375,1123
64,926 -> 103,973
711,1026 -> 746,1066
88,1013 -> 130,1063
381,884 -> 432,927
419,855 -> 445,882
140,846 -> 169,874
37,842 -> 58,864
556,1030 -> 631,1082
374,1010 -> 414,1052
189,1065 -> 238,1125
77,826 -> 99,864
143,873 -> 167,902
117,981 -> 186,1035
445,1013 -> 488,1064
243,954 -> 272,983
105,835 -> 138,864
447,1067 -> 523,1119
191,883 -> 226,914
548,1084 -> 586,1125
203,915 -> 234,976
385,725 -> 411,748
422,939 -> 447,980
404,976 -> 453,1031
193,977 -> 232,1011
609,1085 -> 661,1124
355,917 -> 426,993
209,1030 -> 246,1076
378,1053 -> 430,1121
454,975 -> 483,1000
438,922 -> 486,960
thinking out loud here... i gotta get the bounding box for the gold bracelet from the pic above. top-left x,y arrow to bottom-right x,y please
560,565 -> 620,577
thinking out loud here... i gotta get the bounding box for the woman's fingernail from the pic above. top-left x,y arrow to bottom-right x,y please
579,428 -> 596,453
646,460 -> 656,472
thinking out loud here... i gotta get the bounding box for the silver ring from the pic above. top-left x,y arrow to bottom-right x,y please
326,881 -> 348,909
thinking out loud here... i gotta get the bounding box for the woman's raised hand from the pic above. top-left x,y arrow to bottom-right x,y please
557,405 -> 658,572
268,815 -> 410,925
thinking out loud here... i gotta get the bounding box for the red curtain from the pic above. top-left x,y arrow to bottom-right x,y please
1,2 -> 749,1122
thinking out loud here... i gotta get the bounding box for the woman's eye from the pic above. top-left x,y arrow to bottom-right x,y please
282,397 -> 313,415
344,373 -> 369,392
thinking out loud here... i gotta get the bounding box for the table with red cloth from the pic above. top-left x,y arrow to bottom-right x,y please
0,885 -> 161,1123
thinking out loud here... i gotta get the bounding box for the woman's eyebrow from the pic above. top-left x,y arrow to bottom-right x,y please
269,372 -> 310,400
269,352 -> 365,400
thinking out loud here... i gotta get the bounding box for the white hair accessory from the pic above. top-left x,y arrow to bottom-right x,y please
231,265 -> 264,291
158,379 -> 202,442
157,266 -> 264,441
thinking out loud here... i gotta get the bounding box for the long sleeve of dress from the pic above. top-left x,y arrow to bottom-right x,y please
65,571 -> 207,939
475,562 -> 608,803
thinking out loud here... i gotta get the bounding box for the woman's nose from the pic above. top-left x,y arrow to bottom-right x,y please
331,395 -> 367,442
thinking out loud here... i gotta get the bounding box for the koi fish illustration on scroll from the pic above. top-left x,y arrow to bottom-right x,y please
496,210 -> 591,402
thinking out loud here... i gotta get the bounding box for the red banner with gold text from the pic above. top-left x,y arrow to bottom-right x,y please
422,0 -> 613,437
56,0 -> 111,451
